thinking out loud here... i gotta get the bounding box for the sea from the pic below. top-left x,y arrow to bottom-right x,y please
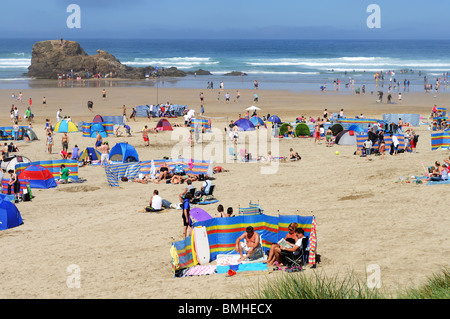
1,38 -> 450,93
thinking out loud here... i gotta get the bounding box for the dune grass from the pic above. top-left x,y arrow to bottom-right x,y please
397,268 -> 449,299
244,268 -> 449,299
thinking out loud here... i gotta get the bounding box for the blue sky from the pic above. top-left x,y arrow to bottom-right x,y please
0,0 -> 449,39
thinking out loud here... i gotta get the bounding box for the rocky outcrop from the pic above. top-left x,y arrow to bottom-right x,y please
186,69 -> 213,75
223,71 -> 247,76
27,40 -> 188,79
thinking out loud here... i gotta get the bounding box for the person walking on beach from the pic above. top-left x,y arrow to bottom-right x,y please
130,107 -> 137,121
13,122 -> 20,141
56,109 -> 62,122
102,89 -> 107,101
122,105 -> 127,122
182,192 -> 193,238
42,97 -> 46,106
99,142 -> 110,167
235,90 -> 240,102
46,132 -> 53,154
143,125 -> 150,146
61,132 -> 69,152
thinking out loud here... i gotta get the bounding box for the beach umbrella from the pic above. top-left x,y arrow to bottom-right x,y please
245,106 -> 261,111
54,120 -> 78,133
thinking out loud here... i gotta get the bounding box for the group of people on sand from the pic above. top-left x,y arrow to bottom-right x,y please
424,157 -> 450,182
264,222 -> 307,267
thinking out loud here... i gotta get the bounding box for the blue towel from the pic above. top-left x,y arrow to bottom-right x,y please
216,263 -> 268,274
426,179 -> 450,185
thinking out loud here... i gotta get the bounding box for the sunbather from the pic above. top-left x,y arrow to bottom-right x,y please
289,148 -> 301,160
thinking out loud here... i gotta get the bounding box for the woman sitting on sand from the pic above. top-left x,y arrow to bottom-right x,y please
264,223 -> 298,266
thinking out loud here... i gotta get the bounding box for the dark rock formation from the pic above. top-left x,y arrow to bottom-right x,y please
27,40 -> 188,79
186,69 -> 212,75
223,71 -> 247,76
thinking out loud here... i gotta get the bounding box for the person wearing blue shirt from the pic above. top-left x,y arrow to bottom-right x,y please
182,192 -> 193,238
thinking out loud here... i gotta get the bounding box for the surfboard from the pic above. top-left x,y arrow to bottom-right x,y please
190,207 -> 213,223
197,199 -> 219,205
193,226 -> 210,265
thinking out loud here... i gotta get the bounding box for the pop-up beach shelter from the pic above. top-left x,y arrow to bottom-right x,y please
109,143 -> 139,163
93,115 -> 104,123
18,164 -> 57,189
156,118 -> 173,131
250,116 -> 264,126
294,123 -> 311,137
234,118 -> 255,131
1,155 -> 31,172
78,147 -> 101,162
89,123 -> 108,138
348,124 -> 365,133
54,120 -> 78,133
330,123 -> 344,136
268,115 -> 282,124
335,130 -> 357,145
0,197 -> 23,230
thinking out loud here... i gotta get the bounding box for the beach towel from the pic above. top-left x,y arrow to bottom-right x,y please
216,262 -> 268,274
184,265 -> 217,277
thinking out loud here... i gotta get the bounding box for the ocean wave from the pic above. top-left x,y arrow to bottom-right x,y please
0,58 -> 31,68
244,57 -> 450,70
123,57 -> 219,68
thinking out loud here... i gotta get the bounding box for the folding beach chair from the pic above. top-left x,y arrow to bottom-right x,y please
282,236 -> 309,268
203,185 -> 215,201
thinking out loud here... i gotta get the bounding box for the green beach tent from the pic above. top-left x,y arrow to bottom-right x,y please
294,123 -> 311,137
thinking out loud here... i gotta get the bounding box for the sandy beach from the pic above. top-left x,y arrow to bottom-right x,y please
0,84 -> 449,299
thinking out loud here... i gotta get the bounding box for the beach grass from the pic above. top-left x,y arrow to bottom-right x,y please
245,270 -> 387,299
397,268 -> 449,299
245,268 -> 449,299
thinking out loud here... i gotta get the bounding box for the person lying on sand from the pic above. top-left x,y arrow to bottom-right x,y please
289,148 -> 301,160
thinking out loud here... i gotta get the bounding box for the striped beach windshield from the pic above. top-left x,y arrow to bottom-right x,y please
431,132 -> 450,150
356,133 -> 405,151
15,160 -> 79,180
105,158 -> 211,187
172,214 -> 316,271
81,122 -> 114,137
190,118 -> 212,133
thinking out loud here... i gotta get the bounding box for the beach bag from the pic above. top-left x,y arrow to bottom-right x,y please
174,164 -> 185,175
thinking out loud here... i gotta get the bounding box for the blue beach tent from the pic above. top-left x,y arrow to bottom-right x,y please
109,143 -> 139,163
234,118 -> 255,131
0,197 -> 23,230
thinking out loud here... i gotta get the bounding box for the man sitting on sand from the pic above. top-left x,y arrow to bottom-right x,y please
58,164 -> 71,184
235,226 -> 263,263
